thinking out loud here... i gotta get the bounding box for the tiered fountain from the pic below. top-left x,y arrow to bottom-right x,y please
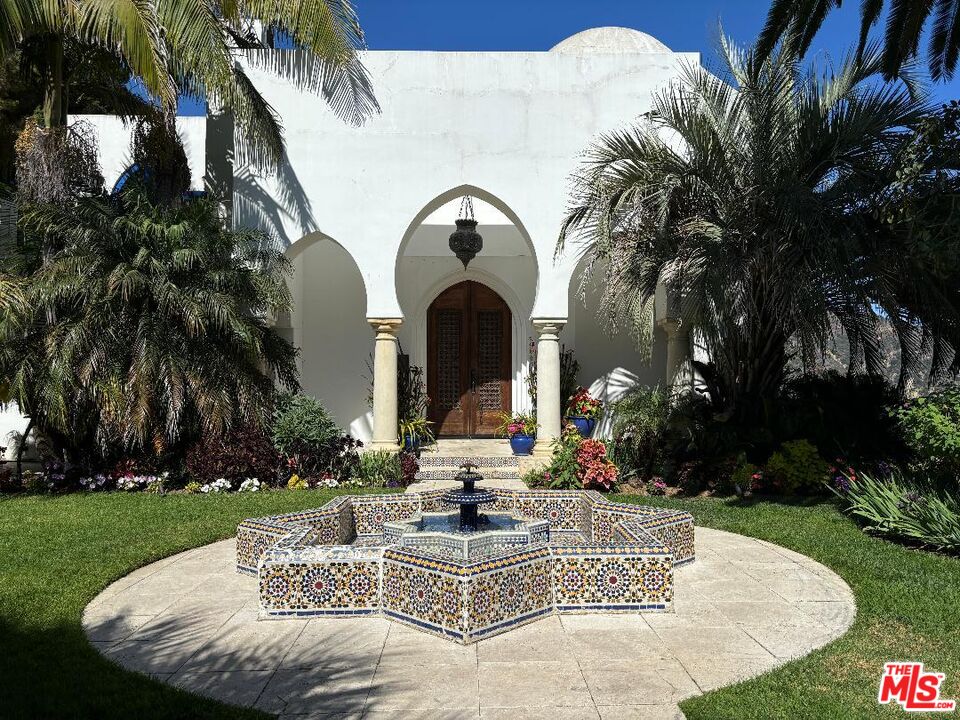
237,462 -> 695,643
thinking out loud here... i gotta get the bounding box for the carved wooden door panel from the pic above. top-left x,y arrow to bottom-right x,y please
427,281 -> 511,437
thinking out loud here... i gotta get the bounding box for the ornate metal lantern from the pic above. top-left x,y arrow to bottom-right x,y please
448,196 -> 483,268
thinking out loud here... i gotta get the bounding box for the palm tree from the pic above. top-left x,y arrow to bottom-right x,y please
2,186 -> 299,456
0,0 -> 377,169
559,38 -> 959,428
758,0 -> 960,81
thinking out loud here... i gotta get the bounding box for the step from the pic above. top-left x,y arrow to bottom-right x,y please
414,468 -> 520,481
417,454 -> 519,469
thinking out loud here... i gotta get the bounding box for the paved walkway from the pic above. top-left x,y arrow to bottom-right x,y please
83,527 -> 855,719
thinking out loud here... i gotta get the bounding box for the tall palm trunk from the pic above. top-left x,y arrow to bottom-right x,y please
42,36 -> 67,128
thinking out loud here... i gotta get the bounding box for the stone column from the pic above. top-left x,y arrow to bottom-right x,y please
659,319 -> 691,392
532,319 -> 565,459
368,318 -> 403,452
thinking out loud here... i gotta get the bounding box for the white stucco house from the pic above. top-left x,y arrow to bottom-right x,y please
2,26 -> 696,459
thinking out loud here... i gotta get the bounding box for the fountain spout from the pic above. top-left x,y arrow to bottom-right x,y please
442,463 -> 496,531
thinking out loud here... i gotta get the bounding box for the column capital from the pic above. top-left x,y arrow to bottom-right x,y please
531,318 -> 566,337
368,318 -> 403,336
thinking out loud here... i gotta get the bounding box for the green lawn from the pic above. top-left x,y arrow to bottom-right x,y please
1,490 -> 957,719
616,495 -> 960,720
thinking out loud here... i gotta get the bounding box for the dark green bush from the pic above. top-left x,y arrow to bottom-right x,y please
609,385 -> 669,481
271,394 -> 340,456
895,386 -> 960,481
777,372 -> 904,464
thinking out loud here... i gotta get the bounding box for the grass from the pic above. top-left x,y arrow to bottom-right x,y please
613,494 -> 960,720
0,488 -> 395,720
1,489 -> 958,718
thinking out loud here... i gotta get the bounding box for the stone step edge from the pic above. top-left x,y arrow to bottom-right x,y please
414,471 -> 521,480
417,456 -> 520,466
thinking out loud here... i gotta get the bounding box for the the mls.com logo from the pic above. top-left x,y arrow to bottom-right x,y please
878,662 -> 957,712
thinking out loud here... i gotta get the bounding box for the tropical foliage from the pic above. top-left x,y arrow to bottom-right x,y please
608,384 -> 669,482
0,187 -> 298,458
0,0 -> 377,169
758,0 -> 960,81
832,469 -> 960,552
560,38 -> 959,432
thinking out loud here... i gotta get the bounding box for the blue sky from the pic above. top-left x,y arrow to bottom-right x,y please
178,0 -> 959,114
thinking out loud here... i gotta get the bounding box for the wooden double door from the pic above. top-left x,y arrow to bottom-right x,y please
427,281 -> 511,437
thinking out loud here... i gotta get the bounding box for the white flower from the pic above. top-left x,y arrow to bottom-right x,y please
201,477 -> 233,493
239,478 -> 261,492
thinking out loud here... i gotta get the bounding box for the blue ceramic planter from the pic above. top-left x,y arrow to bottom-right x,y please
509,434 -> 536,456
402,435 -> 419,452
568,416 -> 596,438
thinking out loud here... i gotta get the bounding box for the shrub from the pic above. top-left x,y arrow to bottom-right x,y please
895,386 -> 960,480
730,458 -> 761,496
575,439 -> 618,490
272,395 -> 340,457
609,385 -> 669,481
833,469 -> 960,553
764,439 -> 829,494
529,426 -> 618,491
183,481 -> 201,494
398,452 -> 419,487
778,372 -> 904,464
0,464 -> 16,493
296,435 -> 363,482
356,451 -> 401,486
271,395 -> 360,480
186,424 -> 279,485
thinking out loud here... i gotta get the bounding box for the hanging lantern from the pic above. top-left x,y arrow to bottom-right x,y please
448,196 -> 483,268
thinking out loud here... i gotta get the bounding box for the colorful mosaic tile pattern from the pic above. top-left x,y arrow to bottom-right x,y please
553,553 -> 672,610
514,491 -> 583,530
382,561 -> 467,636
237,489 -> 695,642
260,557 -> 381,613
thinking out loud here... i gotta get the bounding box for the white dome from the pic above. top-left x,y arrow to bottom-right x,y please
550,26 -> 671,54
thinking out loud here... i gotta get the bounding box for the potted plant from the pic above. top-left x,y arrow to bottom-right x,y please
497,412 -> 538,455
398,416 -> 434,452
566,387 -> 602,438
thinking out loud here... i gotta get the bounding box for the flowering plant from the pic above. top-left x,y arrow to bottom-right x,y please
117,473 -> 167,491
647,477 -> 667,496
828,460 -> 857,494
567,387 -> 602,420
79,473 -> 111,491
575,439 -> 618,490
200,477 -> 232,493
496,412 -> 537,438
238,477 -> 261,492
287,473 -> 307,490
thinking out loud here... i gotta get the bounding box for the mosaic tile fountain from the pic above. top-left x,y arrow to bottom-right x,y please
236,466 -> 695,644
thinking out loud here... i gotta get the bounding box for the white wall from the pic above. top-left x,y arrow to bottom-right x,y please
0,405 -> 29,461
237,45 -> 698,319
69,115 -> 207,192
287,235 -> 374,440
567,265 -> 669,437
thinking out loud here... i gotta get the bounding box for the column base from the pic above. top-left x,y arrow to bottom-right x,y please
532,441 -> 554,460
367,441 -> 401,454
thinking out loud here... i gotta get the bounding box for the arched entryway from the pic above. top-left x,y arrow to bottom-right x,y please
427,281 -> 511,437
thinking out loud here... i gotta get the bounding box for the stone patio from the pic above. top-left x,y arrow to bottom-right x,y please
83,527 -> 855,719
